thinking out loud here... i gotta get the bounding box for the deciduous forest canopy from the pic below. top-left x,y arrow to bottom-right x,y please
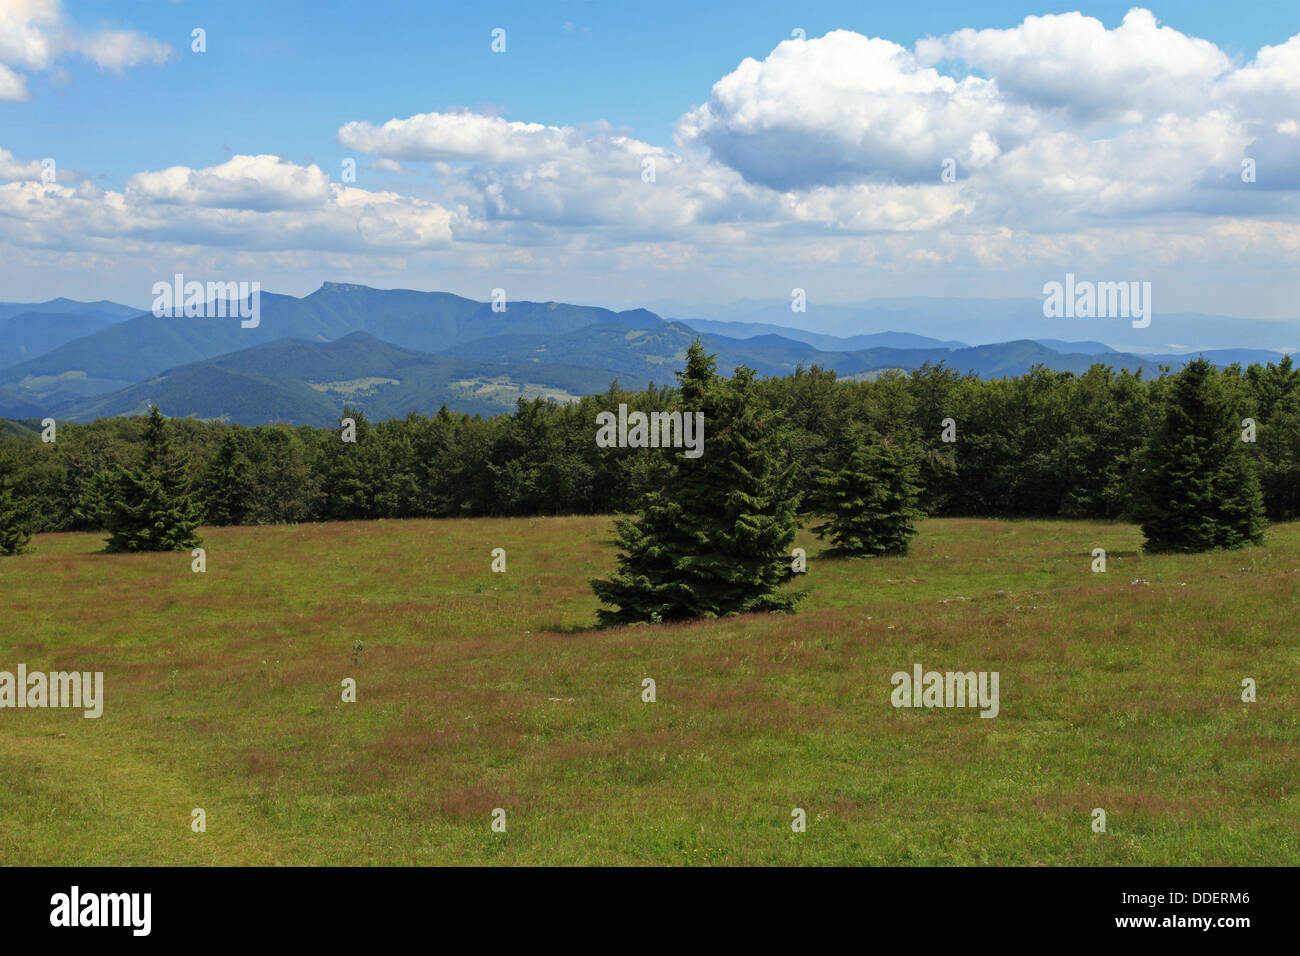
2,356 -> 1297,534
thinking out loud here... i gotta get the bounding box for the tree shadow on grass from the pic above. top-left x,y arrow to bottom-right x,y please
532,619 -> 603,637
815,546 -> 909,560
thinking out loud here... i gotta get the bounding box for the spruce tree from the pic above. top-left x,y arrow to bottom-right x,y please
202,431 -> 252,525
591,342 -> 803,625
104,406 -> 203,552
0,445 -> 32,555
1132,358 -> 1266,552
813,423 -> 923,556
1257,393 -> 1300,520
323,407 -> 383,520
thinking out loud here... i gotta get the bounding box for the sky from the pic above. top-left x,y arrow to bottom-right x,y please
0,0 -> 1298,320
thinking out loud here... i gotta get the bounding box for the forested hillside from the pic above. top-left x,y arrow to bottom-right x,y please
5,356 -> 1299,532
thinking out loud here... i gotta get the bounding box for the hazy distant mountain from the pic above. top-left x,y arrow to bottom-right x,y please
657,297 -> 1300,353
0,298 -> 142,324
675,318 -> 967,351
439,321 -> 894,381
0,305 -> 284,403
444,322 -> 1168,381
0,282 -> 666,407
1034,339 -> 1116,354
1141,348 -> 1290,367
839,340 -> 1168,379
0,311 -> 111,367
3,282 -> 1297,426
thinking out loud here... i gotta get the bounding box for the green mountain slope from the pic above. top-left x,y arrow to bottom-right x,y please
55,332 -> 630,425
0,311 -> 111,367
0,387 -> 43,419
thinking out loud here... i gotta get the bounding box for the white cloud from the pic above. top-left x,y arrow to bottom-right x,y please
74,28 -> 170,72
0,0 -> 171,100
666,13 -> 1300,225
319,16 -> 1300,305
340,111 -> 569,164
916,9 -> 1231,123
0,153 -> 454,253
0,0 -> 59,72
3,9 -> 1300,309
0,63 -> 29,100
345,110 -> 784,236
1216,33 -> 1300,103
128,155 -> 333,211
0,145 -> 44,179
676,30 -> 1039,189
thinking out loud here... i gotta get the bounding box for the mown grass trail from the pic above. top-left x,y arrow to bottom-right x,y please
2,516 -> 1297,865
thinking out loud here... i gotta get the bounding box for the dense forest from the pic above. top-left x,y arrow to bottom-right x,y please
2,355 -> 1299,535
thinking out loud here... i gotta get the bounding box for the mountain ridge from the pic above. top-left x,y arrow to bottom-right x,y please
0,282 -> 1294,425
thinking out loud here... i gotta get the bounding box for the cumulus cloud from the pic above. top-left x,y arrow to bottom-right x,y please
0,0 -> 170,100
0,0 -> 58,73
0,145 -> 45,180
340,111 -> 570,164
3,7 -> 1300,296
676,30 -> 1038,189
128,155 -> 333,211
333,14 -> 1300,252
343,110 -> 786,236
0,152 -> 453,253
958,111 -> 1268,225
1224,33 -> 1300,103
916,9 -> 1232,123
664,11 -> 1300,228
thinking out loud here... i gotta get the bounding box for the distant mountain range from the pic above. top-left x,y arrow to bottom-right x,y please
0,298 -> 143,324
648,296 -> 1300,354
0,283 -> 1292,427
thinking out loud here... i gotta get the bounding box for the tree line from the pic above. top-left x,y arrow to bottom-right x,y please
1,348 -> 1293,556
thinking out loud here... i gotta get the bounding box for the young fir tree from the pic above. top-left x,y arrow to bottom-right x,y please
1132,358 -> 1266,552
104,406 -> 203,552
202,431 -> 253,526
591,341 -> 803,625
0,445 -> 32,555
813,423 -> 923,556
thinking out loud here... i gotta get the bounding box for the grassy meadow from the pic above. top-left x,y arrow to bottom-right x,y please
1,514 -> 1298,866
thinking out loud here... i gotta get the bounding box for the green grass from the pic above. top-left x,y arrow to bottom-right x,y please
1,515 -> 1298,865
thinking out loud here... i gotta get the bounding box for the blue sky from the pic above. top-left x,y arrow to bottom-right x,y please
7,1 -> 1289,186
1,1 -> 1298,325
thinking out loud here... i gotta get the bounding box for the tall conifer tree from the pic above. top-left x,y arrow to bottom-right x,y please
202,431 -> 253,526
104,406 -> 203,552
592,342 -> 803,624
1132,358 -> 1265,552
